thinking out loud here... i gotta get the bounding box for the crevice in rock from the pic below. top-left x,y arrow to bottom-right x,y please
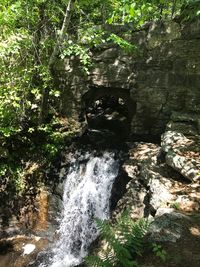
0,240 -> 13,255
164,165 -> 192,184
130,134 -> 161,144
143,191 -> 157,217
110,168 -> 131,212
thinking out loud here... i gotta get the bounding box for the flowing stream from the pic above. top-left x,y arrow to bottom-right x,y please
40,151 -> 119,267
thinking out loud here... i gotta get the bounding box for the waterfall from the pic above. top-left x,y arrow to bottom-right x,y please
40,151 -> 119,267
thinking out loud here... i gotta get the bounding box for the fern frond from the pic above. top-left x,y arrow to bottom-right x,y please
95,219 -> 114,241
86,255 -> 112,267
87,214 -> 149,267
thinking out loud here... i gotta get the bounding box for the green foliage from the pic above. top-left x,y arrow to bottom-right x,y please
38,123 -> 66,160
107,33 -> 137,53
78,27 -> 106,47
106,0 -> 199,26
86,212 -> 149,267
61,40 -> 92,73
59,32 -> 137,72
179,0 -> 200,21
152,243 -> 167,262
36,116 -> 80,160
0,0 -> 67,137
0,162 -> 25,201
170,201 -> 181,210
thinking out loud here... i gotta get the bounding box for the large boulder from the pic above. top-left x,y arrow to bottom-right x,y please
161,131 -> 200,181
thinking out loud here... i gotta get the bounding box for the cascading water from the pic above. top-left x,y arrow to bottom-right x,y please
39,151 -> 119,267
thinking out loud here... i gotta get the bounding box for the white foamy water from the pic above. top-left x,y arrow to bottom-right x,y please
42,151 -> 119,267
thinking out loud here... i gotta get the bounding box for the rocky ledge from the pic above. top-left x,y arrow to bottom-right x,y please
113,130 -> 200,267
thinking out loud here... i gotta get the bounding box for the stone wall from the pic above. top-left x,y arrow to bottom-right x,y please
53,18 -> 200,137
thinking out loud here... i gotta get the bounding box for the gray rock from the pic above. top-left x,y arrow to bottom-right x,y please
161,131 -> 188,153
161,131 -> 200,181
148,179 -> 173,211
148,211 -> 191,243
165,150 -> 199,181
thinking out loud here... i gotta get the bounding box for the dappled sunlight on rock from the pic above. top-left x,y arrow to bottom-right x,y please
162,131 -> 200,182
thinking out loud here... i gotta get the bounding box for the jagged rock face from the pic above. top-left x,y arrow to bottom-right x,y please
54,19 -> 200,136
161,131 -> 200,181
0,187 -> 56,267
114,130 -> 200,245
113,142 -> 176,220
0,235 -> 49,267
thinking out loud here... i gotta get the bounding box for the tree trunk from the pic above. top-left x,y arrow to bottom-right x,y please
49,0 -> 75,69
39,0 -> 75,123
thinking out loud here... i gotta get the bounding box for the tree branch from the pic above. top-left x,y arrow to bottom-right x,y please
49,0 -> 75,69
40,0 -> 75,123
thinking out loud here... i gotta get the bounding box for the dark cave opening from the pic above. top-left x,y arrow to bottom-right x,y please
81,86 -> 136,146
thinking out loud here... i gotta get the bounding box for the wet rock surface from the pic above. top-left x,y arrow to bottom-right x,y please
0,186 -> 59,267
0,235 -> 49,267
